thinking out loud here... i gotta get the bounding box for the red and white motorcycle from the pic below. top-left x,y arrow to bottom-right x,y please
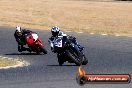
25,32 -> 47,54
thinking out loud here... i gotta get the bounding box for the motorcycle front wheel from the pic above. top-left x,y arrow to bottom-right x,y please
66,50 -> 81,66
37,44 -> 47,54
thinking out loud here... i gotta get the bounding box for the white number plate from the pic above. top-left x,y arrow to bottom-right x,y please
55,39 -> 62,47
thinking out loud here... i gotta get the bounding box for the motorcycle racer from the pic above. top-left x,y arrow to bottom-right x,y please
14,26 -> 33,52
49,26 -> 84,52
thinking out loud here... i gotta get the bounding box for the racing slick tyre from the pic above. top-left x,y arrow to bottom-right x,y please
58,58 -> 64,66
38,44 -> 47,54
42,47 -> 47,54
66,50 -> 81,66
57,54 -> 64,66
82,56 -> 88,65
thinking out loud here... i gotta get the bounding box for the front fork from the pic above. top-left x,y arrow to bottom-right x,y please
36,38 -> 44,46
70,43 -> 80,56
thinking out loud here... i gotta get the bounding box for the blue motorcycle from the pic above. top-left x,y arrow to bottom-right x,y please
53,35 -> 88,66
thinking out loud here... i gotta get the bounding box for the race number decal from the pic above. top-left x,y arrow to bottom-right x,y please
55,38 -> 62,47
32,33 -> 38,41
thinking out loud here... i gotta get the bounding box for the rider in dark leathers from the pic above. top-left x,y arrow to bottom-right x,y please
14,26 -> 33,52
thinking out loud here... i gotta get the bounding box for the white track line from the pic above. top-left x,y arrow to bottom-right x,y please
66,31 -> 72,33
66,31 -> 126,37
0,56 -> 30,69
101,34 -> 108,36
128,36 -> 132,38
0,61 -> 29,69
77,32 -> 83,33
90,33 -> 94,35
115,34 -> 120,37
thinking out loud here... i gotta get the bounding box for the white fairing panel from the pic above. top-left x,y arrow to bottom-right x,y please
32,33 -> 38,41
55,38 -> 62,47
50,42 -> 54,48
56,40 -> 62,47
62,34 -> 67,36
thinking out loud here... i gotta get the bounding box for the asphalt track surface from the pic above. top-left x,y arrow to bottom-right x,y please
0,26 -> 131,88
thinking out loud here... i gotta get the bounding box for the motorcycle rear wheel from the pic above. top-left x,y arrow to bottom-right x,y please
58,58 -> 64,66
82,56 -> 88,65
57,54 -> 64,66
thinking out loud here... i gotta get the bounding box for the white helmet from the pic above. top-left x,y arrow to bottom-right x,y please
16,26 -> 21,32
16,26 -> 22,36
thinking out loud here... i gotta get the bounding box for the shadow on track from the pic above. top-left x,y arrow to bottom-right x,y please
5,53 -> 44,55
47,64 -> 78,67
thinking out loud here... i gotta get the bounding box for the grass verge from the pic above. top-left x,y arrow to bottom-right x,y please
0,0 -> 132,36
0,58 -> 19,67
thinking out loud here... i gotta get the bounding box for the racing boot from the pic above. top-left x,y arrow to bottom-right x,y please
77,45 -> 84,52
21,46 -> 27,51
18,45 -> 22,52
26,48 -> 32,52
